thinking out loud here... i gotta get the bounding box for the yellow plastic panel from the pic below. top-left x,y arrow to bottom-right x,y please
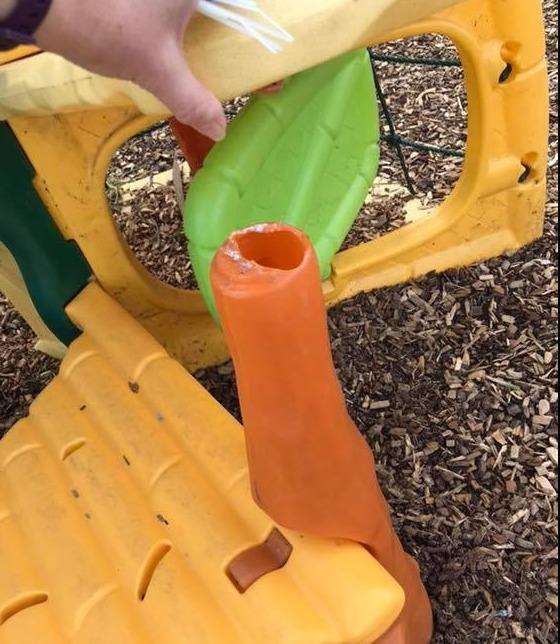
325,0 -> 549,305
2,0 -> 548,371
0,1 -> 466,119
0,283 -> 404,644
0,52 -> 164,119
5,108 -> 229,370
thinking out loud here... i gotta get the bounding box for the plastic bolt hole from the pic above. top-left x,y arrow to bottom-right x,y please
499,41 -> 521,84
499,63 -> 514,84
518,164 -> 532,184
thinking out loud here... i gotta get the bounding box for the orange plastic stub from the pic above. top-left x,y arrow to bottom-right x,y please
211,223 -> 433,643
170,118 -> 215,176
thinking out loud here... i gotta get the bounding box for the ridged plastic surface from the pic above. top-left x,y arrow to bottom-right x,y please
0,284 -> 404,644
185,50 -> 379,320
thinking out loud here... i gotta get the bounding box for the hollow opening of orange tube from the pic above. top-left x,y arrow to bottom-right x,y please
236,229 -> 305,271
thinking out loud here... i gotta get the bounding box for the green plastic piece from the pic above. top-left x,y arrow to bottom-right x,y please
184,49 -> 380,321
0,123 -> 91,345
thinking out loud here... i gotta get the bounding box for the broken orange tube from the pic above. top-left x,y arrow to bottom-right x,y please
211,223 -> 432,643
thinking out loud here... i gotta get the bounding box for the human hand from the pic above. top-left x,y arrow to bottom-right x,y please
35,0 -> 227,140
0,1 -> 17,20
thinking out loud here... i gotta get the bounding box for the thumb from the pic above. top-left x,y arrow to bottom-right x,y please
142,42 -> 227,141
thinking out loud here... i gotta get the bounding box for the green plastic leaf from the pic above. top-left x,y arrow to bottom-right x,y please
185,49 -> 380,321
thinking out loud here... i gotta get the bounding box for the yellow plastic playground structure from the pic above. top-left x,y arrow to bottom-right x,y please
0,0 -> 549,642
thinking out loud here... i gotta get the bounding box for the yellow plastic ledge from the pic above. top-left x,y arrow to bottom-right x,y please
0,283 -> 404,644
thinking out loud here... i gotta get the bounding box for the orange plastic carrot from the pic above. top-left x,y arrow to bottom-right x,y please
211,223 -> 433,643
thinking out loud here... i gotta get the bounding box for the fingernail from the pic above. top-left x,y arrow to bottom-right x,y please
206,120 -> 227,142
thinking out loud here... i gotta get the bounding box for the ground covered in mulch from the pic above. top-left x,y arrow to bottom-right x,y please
1,3 -> 558,641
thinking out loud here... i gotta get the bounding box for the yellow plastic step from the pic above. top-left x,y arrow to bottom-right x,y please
0,283 -> 404,644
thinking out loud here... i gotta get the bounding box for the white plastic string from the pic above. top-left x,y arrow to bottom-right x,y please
197,0 -> 294,53
198,0 -> 293,50
199,4 -> 281,53
202,0 -> 293,40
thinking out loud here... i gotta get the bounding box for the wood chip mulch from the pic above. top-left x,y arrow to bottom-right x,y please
0,306 -> 59,434
1,3 -> 557,641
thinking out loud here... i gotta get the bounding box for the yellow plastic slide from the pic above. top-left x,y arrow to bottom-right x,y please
1,283 -> 404,643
